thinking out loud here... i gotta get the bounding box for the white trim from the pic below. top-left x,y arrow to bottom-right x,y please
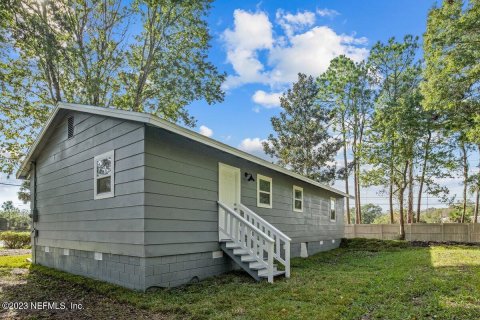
293,185 -> 303,212
94,150 -> 115,200
330,197 -> 336,222
16,102 -> 350,199
257,174 -> 272,208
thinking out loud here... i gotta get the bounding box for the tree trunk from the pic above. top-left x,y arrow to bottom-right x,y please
475,189 -> 479,224
399,189 -> 405,239
389,142 -> 395,224
461,142 -> 468,223
356,160 -> 362,224
416,130 -> 432,223
342,124 -> 351,224
407,160 -> 414,223
474,145 -> 480,224
389,181 -> 394,224
354,163 -> 360,224
398,161 -> 409,240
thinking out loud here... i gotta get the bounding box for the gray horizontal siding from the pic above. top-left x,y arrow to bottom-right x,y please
34,111 -> 146,257
144,125 -> 344,257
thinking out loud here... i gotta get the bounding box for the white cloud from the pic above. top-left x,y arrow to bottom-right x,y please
199,125 -> 213,137
238,138 -> 266,153
222,8 -> 368,90
268,26 -> 369,84
276,10 -> 316,38
316,8 -> 340,17
252,90 -> 282,108
222,10 -> 273,89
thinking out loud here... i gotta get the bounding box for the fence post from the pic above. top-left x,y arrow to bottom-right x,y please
441,223 -> 445,242
380,224 -> 384,240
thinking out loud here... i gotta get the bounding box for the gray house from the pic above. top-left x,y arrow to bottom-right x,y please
17,102 -> 347,291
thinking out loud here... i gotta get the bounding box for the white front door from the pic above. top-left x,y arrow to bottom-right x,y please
218,163 -> 241,240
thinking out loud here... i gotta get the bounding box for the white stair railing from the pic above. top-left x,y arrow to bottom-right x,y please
218,201 -> 275,283
237,203 -> 291,278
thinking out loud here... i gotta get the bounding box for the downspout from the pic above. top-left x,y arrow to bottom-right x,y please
31,161 -> 38,264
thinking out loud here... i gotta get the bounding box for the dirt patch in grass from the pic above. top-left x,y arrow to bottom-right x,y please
0,268 -> 169,320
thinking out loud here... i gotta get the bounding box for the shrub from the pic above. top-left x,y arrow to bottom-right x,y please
0,231 -> 31,249
340,238 -> 410,251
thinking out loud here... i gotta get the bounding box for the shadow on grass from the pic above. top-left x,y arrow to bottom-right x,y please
1,240 -> 480,320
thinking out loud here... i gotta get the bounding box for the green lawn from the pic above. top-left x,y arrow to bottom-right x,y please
0,254 -> 31,268
1,239 -> 480,319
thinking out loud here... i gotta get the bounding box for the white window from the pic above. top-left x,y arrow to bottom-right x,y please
257,174 -> 272,208
94,150 -> 115,199
293,185 -> 303,212
330,197 -> 336,222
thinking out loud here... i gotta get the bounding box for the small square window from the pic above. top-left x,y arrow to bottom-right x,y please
94,150 -> 115,199
330,198 -> 336,221
257,174 -> 272,208
293,185 -> 303,212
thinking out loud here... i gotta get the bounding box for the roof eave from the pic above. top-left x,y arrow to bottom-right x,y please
16,102 -> 350,198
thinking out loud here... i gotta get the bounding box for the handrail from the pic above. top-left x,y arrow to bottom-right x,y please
218,201 -> 274,243
237,203 -> 291,279
238,203 -> 291,242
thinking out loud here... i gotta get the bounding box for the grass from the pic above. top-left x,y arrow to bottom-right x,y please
1,240 -> 480,319
0,254 -> 31,268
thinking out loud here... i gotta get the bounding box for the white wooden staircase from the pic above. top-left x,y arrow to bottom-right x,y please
218,201 -> 291,283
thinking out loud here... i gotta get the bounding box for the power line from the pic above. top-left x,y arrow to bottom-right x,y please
0,182 -> 22,186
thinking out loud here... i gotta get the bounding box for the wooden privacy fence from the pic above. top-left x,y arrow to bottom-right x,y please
344,223 -> 480,243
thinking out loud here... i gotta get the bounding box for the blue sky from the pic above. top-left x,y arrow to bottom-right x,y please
2,0 -> 478,211
187,0 -> 436,151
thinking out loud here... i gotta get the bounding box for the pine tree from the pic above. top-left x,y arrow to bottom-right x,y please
263,73 -> 342,184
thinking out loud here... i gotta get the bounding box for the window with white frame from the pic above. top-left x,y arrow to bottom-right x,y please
94,150 -> 115,199
257,174 -> 272,208
293,185 -> 303,212
330,197 -> 336,221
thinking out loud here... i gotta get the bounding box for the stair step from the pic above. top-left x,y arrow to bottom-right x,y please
240,255 -> 257,262
258,270 -> 286,278
225,242 -> 240,249
249,261 -> 268,270
233,248 -> 250,255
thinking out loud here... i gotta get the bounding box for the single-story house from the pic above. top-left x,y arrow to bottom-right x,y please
17,102 -> 348,291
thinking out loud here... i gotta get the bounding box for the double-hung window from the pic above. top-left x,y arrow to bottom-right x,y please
257,174 -> 272,208
330,197 -> 336,221
94,150 -> 115,199
293,185 -> 303,212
